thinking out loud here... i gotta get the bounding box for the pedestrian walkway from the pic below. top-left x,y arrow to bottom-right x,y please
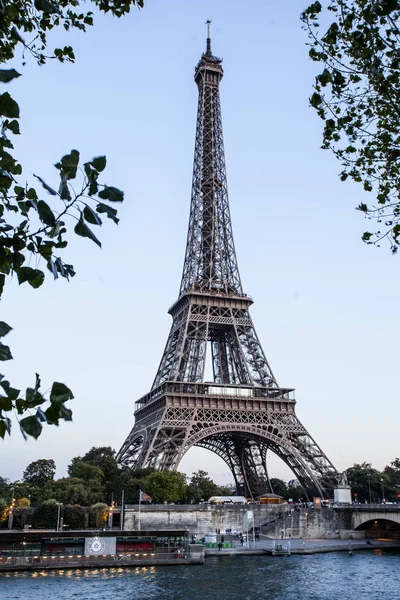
205,537 -> 400,556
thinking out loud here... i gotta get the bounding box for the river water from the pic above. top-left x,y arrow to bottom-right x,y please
0,552 -> 398,600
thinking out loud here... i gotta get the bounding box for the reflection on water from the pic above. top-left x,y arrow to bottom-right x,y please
0,553 -> 399,600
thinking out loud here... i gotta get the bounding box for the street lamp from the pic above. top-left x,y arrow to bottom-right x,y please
108,501 -> 115,529
8,496 -> 15,530
380,478 -> 385,504
56,503 -> 63,531
367,473 -> 372,504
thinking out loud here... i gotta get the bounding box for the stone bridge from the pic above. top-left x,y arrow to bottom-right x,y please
348,505 -> 400,538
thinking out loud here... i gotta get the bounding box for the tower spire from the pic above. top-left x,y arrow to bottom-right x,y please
206,19 -> 212,56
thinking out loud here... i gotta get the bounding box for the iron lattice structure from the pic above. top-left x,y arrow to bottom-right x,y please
118,34 -> 338,499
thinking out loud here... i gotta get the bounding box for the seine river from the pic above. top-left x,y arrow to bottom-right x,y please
0,552 -> 399,600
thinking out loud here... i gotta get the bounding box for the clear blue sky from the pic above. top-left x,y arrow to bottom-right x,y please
2,0 -> 399,486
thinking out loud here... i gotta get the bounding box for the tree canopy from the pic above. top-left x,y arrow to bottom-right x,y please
0,0 -> 144,439
302,0 -> 400,251
23,458 -> 56,487
186,470 -> 222,503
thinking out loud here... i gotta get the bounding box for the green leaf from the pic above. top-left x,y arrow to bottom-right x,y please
98,186 -> 124,202
83,204 -> 102,225
0,396 -> 12,411
37,200 -> 56,226
91,156 -> 106,172
0,69 -> 21,84
33,174 -> 57,196
17,267 -> 44,288
74,217 -> 102,247
44,403 -> 61,424
96,203 -> 119,224
0,322 -> 12,338
17,266 -> 37,284
15,398 -> 27,414
59,403 -> 73,421
58,175 -> 71,201
34,0 -> 62,14
0,92 -> 20,118
7,119 -> 20,135
19,415 -> 43,439
26,187 -> 38,200
0,417 -> 11,438
28,270 -> 45,289
10,27 -> 25,45
0,379 -> 9,393
318,68 -> 332,86
7,387 -> 20,401
34,372 -> 41,393
0,342 -> 12,361
49,381 -> 74,404
54,149 -> 80,180
26,390 -> 44,408
310,92 -> 323,108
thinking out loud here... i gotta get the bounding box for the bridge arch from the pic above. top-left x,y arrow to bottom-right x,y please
353,512 -> 400,539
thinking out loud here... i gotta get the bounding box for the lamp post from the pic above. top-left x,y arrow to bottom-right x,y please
56,503 -> 62,531
380,478 -> 385,504
8,488 -> 15,530
108,501 -> 115,529
367,473 -> 372,504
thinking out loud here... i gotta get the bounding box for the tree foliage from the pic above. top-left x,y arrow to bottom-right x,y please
70,446 -> 120,501
346,462 -> 387,501
302,0 -> 400,251
186,470 -> 220,503
15,497 -> 30,507
89,502 -> 108,528
23,458 -> 55,487
145,471 -> 187,504
0,498 -> 7,524
270,478 -> 289,499
30,498 -> 59,528
67,460 -> 104,484
0,0 -> 144,439
63,504 -> 86,529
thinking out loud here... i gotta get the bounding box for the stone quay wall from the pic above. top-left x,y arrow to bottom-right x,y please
123,505 -> 359,539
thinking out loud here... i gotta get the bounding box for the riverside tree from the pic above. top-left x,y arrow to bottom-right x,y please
23,458 -> 56,487
186,470 -> 223,503
302,0 -> 400,251
0,0 -> 144,439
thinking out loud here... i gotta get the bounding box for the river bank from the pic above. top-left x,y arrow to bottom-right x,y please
205,537 -> 400,556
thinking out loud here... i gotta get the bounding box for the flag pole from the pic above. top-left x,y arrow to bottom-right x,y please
138,489 -> 141,531
121,489 -> 125,531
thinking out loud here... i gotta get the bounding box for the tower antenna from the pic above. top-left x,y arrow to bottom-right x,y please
205,19 -> 212,55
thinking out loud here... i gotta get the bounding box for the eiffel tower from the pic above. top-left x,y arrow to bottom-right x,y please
118,26 -> 339,499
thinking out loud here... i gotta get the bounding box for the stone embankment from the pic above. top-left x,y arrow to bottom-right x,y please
205,538 -> 400,556
123,503 -> 400,540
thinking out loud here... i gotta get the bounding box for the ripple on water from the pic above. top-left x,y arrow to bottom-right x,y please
0,552 -> 400,600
